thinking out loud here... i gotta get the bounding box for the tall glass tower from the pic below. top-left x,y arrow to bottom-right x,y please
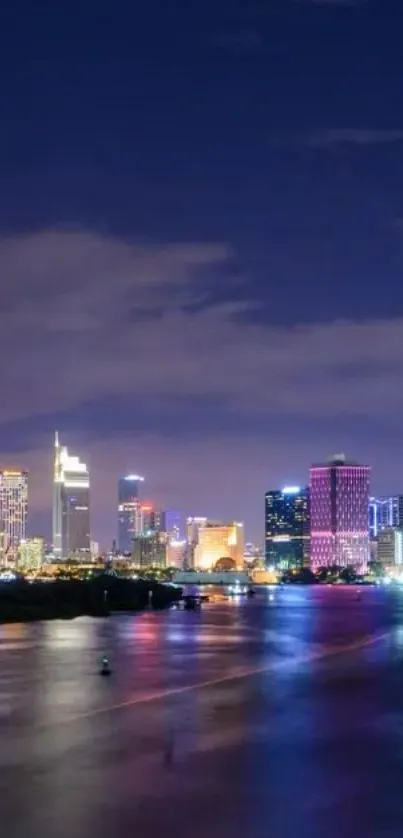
53,432 -> 90,559
117,475 -> 144,554
310,455 -> 370,571
265,486 -> 310,569
369,496 -> 403,539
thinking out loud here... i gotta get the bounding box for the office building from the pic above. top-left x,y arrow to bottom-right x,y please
310,455 -> 370,571
159,509 -> 182,540
0,470 -> 28,563
117,475 -> 144,553
377,528 -> 403,566
265,486 -> 310,569
186,516 -> 208,568
193,522 -> 244,571
369,496 -> 403,539
166,539 -> 186,569
140,503 -> 158,534
132,532 -> 166,569
18,537 -> 44,572
53,432 -> 90,559
90,540 -> 100,559
187,516 -> 207,545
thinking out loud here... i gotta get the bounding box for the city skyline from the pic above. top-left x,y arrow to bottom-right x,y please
3,436 -> 403,551
1,1 -> 403,553
3,432 -> 403,563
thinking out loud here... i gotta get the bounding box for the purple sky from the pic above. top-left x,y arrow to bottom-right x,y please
1,0 -> 403,547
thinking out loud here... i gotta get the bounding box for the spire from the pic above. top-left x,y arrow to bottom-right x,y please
55,430 -> 59,448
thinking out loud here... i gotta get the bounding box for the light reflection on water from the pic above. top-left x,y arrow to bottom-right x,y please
0,586 -> 400,838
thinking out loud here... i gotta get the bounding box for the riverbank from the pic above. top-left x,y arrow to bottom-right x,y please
0,575 -> 182,624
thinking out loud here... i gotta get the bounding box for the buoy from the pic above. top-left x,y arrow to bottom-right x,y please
100,656 -> 111,676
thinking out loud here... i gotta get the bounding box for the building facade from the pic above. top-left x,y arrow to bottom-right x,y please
186,516 -> 208,568
265,486 -> 310,569
310,455 -> 370,571
159,509 -> 182,540
132,532 -> 166,569
166,539 -> 186,569
0,470 -> 28,563
369,496 -> 403,539
53,433 -> 90,559
139,504 -> 158,534
193,522 -> 244,571
117,475 -> 144,553
377,528 -> 403,566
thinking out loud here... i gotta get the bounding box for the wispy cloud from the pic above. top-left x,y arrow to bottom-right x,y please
306,129 -> 403,147
1,228 -> 403,428
3,227 -> 403,543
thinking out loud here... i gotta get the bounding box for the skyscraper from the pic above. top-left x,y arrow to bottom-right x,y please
310,455 -> 370,571
140,503 -> 157,534
377,528 -> 403,566
0,470 -> 28,562
186,516 -> 208,568
132,532 -> 166,569
117,475 -> 144,553
369,496 -> 403,539
265,486 -> 310,569
53,433 -> 90,559
159,509 -> 182,540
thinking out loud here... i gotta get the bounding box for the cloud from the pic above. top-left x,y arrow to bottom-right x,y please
0,229 -> 230,332
306,129 -> 403,147
2,226 -> 403,542
1,227 -> 403,433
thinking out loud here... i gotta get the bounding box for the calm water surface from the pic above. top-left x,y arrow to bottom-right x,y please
0,586 -> 403,838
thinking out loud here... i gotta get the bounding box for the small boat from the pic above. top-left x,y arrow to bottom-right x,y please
183,595 -> 202,610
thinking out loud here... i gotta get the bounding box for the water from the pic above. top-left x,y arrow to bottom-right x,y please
0,586 -> 402,838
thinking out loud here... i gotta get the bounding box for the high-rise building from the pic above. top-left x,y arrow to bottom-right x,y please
90,540 -> 100,559
193,522 -> 244,571
369,496 -> 403,539
53,433 -> 90,560
187,516 -> 207,544
132,532 -> 166,569
377,528 -> 403,566
186,516 -> 208,568
159,509 -> 182,540
310,455 -> 370,571
18,537 -> 44,571
265,486 -> 310,569
166,539 -> 186,569
0,470 -> 28,562
140,503 -> 157,534
117,475 -> 144,553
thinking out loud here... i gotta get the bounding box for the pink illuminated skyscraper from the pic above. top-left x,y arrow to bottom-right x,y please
310,455 -> 370,572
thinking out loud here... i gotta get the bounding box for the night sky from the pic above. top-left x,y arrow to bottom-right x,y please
1,0 -> 403,547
